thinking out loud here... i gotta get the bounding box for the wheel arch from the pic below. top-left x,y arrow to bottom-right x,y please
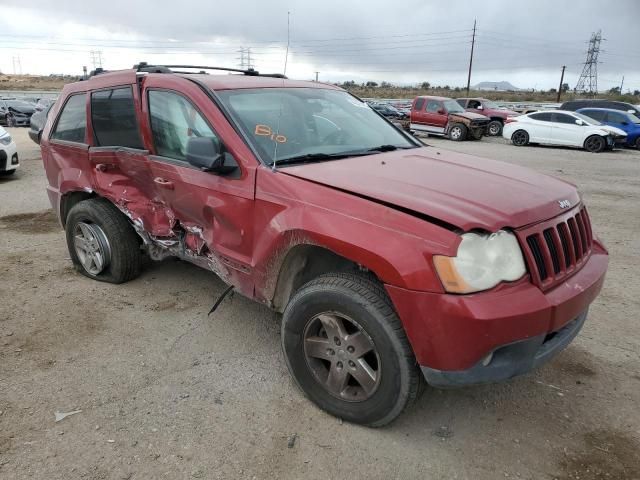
270,243 -> 382,313
60,190 -> 97,227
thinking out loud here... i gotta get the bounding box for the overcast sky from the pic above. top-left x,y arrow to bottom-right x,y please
0,0 -> 638,92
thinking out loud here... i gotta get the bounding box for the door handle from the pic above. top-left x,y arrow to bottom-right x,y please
154,177 -> 174,190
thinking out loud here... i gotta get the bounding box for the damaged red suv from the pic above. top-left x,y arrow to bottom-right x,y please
39,64 -> 608,426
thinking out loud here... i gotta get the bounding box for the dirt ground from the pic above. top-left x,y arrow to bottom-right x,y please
1,128 -> 639,480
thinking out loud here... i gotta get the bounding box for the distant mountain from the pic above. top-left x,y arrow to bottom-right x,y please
473,81 -> 520,91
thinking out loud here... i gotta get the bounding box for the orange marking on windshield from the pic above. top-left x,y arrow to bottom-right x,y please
255,124 -> 287,143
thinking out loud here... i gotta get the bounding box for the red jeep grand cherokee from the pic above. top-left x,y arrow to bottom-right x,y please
38,64 -> 608,427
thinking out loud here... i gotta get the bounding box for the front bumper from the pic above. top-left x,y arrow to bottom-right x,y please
421,309 -> 587,387
0,141 -> 19,171
385,241 -> 608,387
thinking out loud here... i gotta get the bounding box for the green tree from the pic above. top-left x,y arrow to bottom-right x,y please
421,81 -> 431,89
562,83 -> 570,92
365,81 -> 378,88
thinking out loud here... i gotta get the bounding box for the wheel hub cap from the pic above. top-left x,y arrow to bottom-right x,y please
73,222 -> 111,275
303,313 -> 381,402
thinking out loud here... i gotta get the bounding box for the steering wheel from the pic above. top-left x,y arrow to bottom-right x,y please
323,129 -> 351,145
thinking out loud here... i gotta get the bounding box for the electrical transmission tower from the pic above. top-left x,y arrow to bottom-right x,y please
89,50 -> 103,69
12,56 -> 22,75
575,30 -> 602,95
237,47 -> 254,70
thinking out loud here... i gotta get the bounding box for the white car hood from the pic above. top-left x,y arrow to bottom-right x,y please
595,125 -> 627,136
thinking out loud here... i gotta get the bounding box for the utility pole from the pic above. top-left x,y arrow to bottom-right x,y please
314,71 -> 319,82
619,75 -> 624,93
465,19 -> 476,96
556,65 -> 566,103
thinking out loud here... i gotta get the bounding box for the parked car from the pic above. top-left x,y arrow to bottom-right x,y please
0,126 -> 19,175
577,108 -> 640,149
560,99 -> 640,117
503,110 -> 626,152
369,102 -> 408,120
410,95 -> 489,140
0,99 -> 36,127
29,102 -> 54,144
34,98 -> 56,112
456,98 -> 520,136
40,64 -> 608,426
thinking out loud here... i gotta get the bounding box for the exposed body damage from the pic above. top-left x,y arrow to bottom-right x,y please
40,66 -> 608,426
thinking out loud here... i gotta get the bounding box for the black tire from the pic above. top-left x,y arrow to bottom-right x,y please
584,135 -> 606,153
281,273 -> 421,427
65,198 -> 142,283
0,169 -> 16,176
635,137 -> 640,150
6,114 -> 15,127
448,123 -> 467,142
487,120 -> 503,136
511,129 -> 529,146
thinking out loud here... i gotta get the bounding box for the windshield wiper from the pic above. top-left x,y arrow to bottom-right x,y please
273,151 -> 376,167
366,144 -> 417,152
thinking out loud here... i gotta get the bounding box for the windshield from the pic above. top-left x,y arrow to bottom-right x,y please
574,112 -> 602,125
482,100 -> 500,109
443,99 -> 464,113
217,88 -> 416,165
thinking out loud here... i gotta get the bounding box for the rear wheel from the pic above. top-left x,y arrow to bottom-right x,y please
0,169 -> 16,176
635,137 -> 640,150
65,198 -> 142,283
487,120 -> 503,136
584,135 -> 606,153
511,129 -> 529,146
281,273 -> 421,427
449,123 -> 467,141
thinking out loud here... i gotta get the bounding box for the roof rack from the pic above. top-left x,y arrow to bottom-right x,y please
133,62 -> 287,79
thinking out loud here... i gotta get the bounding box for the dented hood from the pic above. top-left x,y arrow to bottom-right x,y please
282,147 -> 580,232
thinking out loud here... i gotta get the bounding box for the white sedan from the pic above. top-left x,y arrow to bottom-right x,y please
0,126 -> 19,176
502,110 -> 627,153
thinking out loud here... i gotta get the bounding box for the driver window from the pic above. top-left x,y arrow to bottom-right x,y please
148,90 -> 219,162
426,101 -> 441,113
468,100 -> 481,109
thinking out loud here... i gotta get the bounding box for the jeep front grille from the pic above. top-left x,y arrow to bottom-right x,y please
518,207 -> 593,289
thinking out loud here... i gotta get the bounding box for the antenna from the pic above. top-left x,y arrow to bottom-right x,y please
273,10 -> 291,171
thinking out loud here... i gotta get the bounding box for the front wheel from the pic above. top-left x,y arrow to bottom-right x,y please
634,137 -> 640,150
65,198 -> 142,283
448,123 -> 467,141
281,273 -> 421,427
584,135 -> 606,153
487,120 -> 503,136
511,129 -> 529,146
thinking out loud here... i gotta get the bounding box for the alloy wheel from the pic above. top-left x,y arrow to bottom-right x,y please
73,222 -> 111,275
450,126 -> 462,140
303,312 -> 381,402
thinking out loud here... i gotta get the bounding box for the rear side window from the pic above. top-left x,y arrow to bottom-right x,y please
426,100 -> 441,113
51,94 -> 86,143
414,98 -> 425,111
529,112 -> 553,122
91,87 -> 143,149
456,99 -> 466,108
148,90 -> 219,162
551,113 -> 576,124
581,110 -> 606,121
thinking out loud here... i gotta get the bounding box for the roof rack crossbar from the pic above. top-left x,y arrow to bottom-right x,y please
133,62 -> 287,79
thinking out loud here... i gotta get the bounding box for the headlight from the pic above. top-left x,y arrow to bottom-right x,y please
434,230 -> 526,293
0,135 -> 11,145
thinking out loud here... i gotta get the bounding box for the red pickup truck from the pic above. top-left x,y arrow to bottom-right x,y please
410,96 -> 490,141
37,64 -> 608,427
456,98 -> 520,136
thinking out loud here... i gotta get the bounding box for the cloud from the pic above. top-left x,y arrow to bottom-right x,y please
0,0 -> 638,90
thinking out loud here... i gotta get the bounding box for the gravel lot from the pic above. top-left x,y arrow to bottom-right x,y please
1,128 -> 639,480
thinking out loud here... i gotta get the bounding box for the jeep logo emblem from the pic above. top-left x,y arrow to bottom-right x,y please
558,199 -> 571,209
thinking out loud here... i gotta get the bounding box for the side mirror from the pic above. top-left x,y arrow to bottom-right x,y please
575,119 -> 584,125
437,108 -> 446,115
186,136 -> 237,174
621,121 -> 629,126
